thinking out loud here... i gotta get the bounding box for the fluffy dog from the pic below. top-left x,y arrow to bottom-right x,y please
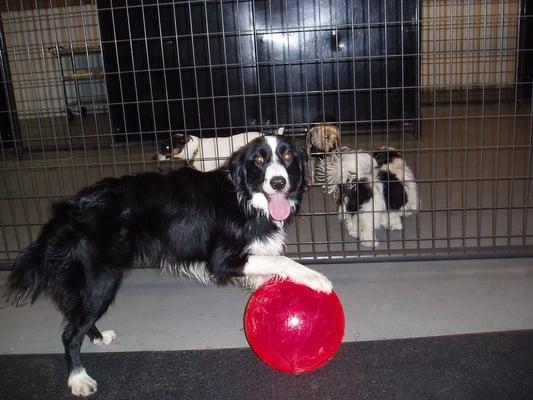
306,114 -> 341,183
155,131 -> 263,171
7,134 -> 331,397
316,147 -> 418,247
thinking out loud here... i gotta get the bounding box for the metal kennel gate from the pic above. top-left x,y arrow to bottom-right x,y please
0,0 -> 532,265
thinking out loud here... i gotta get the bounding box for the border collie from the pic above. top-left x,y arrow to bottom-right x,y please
154,131 -> 263,171
315,147 -> 418,247
7,134 -> 332,397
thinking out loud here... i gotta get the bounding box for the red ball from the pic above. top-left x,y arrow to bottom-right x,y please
244,279 -> 345,374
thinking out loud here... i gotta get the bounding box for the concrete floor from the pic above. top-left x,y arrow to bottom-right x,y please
1,257 -> 532,355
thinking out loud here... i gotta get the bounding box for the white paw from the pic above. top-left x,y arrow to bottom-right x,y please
347,229 -> 359,239
68,368 -> 97,397
388,218 -> 403,230
286,266 -> 333,294
93,330 -> 116,346
360,232 -> 379,248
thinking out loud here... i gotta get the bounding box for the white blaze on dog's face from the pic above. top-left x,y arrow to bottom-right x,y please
230,135 -> 307,222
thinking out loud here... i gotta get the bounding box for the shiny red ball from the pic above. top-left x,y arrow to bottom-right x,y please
244,279 -> 345,374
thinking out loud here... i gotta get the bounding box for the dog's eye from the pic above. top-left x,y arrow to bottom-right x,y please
282,151 -> 293,162
254,155 -> 264,165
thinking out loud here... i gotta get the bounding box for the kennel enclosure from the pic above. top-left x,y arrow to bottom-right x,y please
0,0 -> 532,264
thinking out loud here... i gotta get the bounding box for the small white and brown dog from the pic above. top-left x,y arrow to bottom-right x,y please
154,131 -> 264,171
316,146 -> 418,247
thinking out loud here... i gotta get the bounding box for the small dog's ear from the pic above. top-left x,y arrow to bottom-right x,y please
276,127 -> 285,136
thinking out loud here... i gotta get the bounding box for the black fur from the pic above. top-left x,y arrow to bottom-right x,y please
6,134 -> 307,394
378,170 -> 408,210
338,179 -> 373,212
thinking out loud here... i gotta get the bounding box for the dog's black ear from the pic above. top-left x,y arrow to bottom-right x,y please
295,144 -> 309,188
228,146 -> 248,191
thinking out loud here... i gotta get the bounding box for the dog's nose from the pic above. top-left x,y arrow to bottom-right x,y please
270,176 -> 287,191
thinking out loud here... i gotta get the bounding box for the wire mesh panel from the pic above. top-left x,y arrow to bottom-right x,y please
0,0 -> 532,264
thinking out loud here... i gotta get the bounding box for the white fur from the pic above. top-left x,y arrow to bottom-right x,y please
162,261 -> 214,285
93,330 -> 116,346
263,135 -> 290,196
242,255 -> 332,293
68,368 -> 97,397
249,192 -> 270,217
174,131 -> 263,171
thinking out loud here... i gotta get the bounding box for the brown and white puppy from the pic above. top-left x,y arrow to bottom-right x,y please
306,114 -> 341,183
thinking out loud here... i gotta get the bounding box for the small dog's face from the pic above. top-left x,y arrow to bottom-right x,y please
154,134 -> 195,161
308,124 -> 340,153
230,135 -> 307,221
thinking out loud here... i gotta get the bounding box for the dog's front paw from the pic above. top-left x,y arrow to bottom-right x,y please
346,229 -> 359,239
387,216 -> 403,230
360,231 -> 379,248
286,266 -> 333,294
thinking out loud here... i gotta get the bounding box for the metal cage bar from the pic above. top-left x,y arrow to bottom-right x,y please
0,0 -> 531,266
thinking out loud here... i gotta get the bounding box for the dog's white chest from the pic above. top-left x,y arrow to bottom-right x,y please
247,230 -> 286,256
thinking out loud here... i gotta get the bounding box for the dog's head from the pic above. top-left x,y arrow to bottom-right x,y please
154,134 -> 199,161
229,134 -> 307,222
307,124 -> 340,153
373,145 -> 402,167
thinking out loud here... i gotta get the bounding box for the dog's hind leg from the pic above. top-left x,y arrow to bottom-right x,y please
86,325 -> 102,342
62,270 -> 122,397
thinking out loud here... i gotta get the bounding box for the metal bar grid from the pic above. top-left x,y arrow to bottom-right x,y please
0,0 -> 531,263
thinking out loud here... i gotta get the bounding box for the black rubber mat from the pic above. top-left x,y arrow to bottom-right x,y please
1,330 -> 532,400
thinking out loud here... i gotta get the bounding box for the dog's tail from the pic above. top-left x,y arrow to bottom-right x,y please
316,149 -> 375,191
6,224 -> 53,306
315,153 -> 343,196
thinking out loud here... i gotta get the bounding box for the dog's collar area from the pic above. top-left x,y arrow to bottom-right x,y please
186,148 -> 200,167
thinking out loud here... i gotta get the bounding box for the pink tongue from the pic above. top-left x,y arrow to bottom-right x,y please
268,193 -> 291,221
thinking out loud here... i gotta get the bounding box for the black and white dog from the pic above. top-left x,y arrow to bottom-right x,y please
7,134 -> 331,397
316,147 -> 418,247
154,131 -> 263,171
